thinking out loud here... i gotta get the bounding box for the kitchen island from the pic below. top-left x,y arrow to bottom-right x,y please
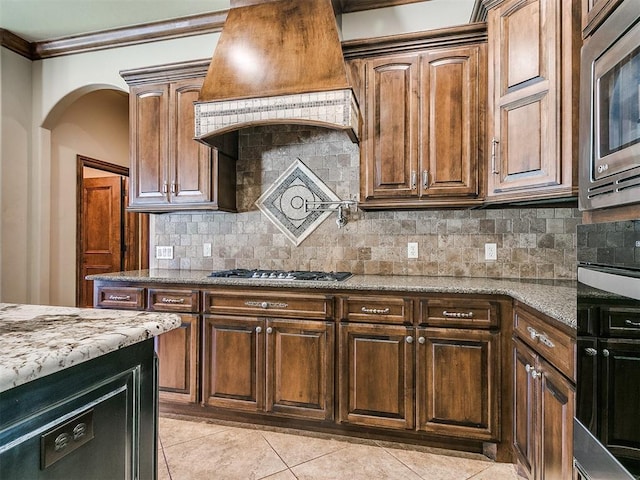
0,303 -> 180,479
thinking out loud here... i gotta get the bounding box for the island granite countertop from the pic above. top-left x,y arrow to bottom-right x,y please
89,270 -> 577,330
0,303 -> 181,393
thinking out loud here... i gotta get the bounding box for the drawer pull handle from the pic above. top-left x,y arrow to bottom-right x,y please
244,301 -> 289,309
527,326 -> 555,348
109,295 -> 131,301
625,319 -> 640,327
585,347 -> 598,356
161,297 -> 185,304
527,326 -> 539,339
443,311 -> 474,319
361,307 -> 390,315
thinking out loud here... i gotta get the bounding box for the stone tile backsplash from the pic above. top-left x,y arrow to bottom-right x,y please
153,125 -> 581,280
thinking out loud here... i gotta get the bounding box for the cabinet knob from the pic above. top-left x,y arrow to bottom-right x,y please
418,336 -> 425,344
602,349 -> 610,357
266,327 -> 273,334
255,326 -> 262,334
406,336 -> 413,344
530,369 -> 541,379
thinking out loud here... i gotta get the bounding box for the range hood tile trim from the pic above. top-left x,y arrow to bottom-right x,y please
195,88 -> 360,142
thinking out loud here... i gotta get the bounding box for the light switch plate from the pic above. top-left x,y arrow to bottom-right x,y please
203,243 -> 212,257
485,243 -> 497,261
407,242 -> 418,259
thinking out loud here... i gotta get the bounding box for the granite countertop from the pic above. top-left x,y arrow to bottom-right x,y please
89,270 -> 577,330
0,303 -> 181,393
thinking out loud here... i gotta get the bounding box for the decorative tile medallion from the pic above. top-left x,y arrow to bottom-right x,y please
255,159 -> 340,246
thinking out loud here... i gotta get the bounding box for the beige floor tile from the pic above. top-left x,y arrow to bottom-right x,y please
291,443 -> 423,480
261,429 -> 348,467
164,427 -> 288,480
259,469 -> 298,479
468,463 -> 524,480
384,447 -> 493,479
157,453 -> 171,480
159,416 -> 233,448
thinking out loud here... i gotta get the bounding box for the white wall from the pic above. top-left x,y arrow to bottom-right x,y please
48,89 -> 129,306
0,49 -> 32,303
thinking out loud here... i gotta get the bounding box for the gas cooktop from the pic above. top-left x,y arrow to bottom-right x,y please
208,269 -> 352,282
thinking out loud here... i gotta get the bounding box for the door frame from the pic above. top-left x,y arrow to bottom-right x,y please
76,155 -> 148,307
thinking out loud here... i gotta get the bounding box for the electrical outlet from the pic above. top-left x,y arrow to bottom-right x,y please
485,243 -> 497,261
203,243 -> 212,257
407,242 -> 418,259
155,246 -> 174,260
636,240 -> 640,248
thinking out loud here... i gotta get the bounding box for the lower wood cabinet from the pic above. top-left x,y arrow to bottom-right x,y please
202,315 -> 334,420
338,322 -> 500,441
513,302 -> 575,480
417,327 -> 500,441
155,314 -> 199,403
338,323 -> 415,429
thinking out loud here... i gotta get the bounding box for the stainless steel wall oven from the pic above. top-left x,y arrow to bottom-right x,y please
579,0 -> 640,211
575,220 -> 640,479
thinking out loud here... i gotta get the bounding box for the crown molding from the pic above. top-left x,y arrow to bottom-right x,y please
1,10 -> 227,60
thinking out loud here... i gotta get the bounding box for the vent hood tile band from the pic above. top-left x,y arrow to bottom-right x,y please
194,0 -> 361,144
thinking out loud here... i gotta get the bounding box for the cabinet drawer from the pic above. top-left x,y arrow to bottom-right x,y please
514,305 -> 575,381
419,298 -> 499,328
95,286 -> 145,310
148,289 -> 199,313
203,291 -> 333,319
341,296 -> 412,324
602,307 -> 640,338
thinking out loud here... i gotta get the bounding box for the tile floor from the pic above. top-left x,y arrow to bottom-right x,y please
158,415 -> 523,480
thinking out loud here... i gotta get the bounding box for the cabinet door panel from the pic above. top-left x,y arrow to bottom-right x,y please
417,328 -> 499,440
364,55 -> 419,199
339,323 -> 414,429
266,320 -> 334,420
156,314 -> 199,403
599,339 -> 640,465
513,338 -> 537,480
130,84 -> 169,206
170,79 -> 212,205
539,357 -> 575,480
202,316 -> 264,411
421,46 -> 481,197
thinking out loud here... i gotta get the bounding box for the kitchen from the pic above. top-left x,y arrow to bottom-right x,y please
1,0 -> 639,478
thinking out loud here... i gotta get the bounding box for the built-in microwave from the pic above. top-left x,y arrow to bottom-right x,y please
579,0 -> 640,211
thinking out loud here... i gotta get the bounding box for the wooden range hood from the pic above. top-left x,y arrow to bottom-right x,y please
194,0 -> 361,144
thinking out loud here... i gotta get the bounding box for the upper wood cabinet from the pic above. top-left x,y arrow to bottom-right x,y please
346,25 -> 487,209
485,0 -> 580,203
121,60 -> 237,213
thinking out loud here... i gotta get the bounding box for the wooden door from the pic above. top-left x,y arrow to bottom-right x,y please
416,327 -> 499,441
169,78 -> 212,205
487,0 -> 561,197
420,45 -> 483,198
513,338 -> 538,480
362,54 -> 419,200
202,315 -> 264,412
156,314 -> 199,403
265,319 -> 334,420
538,357 -> 575,480
129,83 -> 170,207
338,323 -> 414,430
78,176 -> 123,308
599,339 -> 640,467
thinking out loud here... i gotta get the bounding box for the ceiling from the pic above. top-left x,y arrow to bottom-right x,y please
0,0 -> 477,44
